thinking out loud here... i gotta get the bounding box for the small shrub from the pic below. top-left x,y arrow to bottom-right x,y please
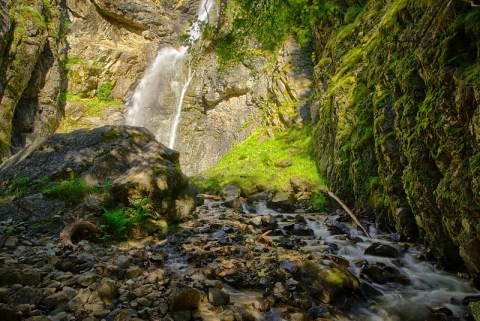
101,199 -> 153,240
42,178 -> 96,204
97,81 -> 114,101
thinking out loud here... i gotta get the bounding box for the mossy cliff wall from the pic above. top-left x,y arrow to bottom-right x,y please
0,0 -> 68,161
311,0 -> 480,272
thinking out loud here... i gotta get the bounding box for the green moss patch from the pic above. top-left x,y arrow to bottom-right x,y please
194,125 -> 326,194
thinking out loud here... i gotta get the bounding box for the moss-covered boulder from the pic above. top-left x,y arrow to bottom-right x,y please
0,126 -> 197,233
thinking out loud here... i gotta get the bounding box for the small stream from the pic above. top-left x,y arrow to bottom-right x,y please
303,213 -> 475,321
164,201 -> 479,321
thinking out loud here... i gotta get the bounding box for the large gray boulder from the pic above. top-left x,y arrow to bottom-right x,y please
0,126 -> 197,232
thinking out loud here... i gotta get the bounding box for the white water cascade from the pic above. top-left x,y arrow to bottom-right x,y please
126,0 -> 214,149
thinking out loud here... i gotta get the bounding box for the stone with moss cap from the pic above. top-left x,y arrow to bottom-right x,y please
295,259 -> 360,304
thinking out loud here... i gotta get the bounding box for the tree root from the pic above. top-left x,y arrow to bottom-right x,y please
318,188 -> 372,238
59,220 -> 103,249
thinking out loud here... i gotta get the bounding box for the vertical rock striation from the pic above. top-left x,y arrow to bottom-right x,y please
0,0 -> 68,160
311,0 -> 480,272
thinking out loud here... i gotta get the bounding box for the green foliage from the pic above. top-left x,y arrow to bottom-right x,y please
4,227 -> 16,236
194,126 -> 326,193
58,93 -> 123,133
344,4 -> 363,24
214,0 -> 344,62
13,5 -> 47,42
42,178 -> 96,204
101,208 -> 130,238
67,56 -> 84,65
1,176 -> 47,203
471,152 -> 480,174
310,191 -> 328,211
101,199 -> 152,240
0,177 -> 30,203
97,81 -> 114,101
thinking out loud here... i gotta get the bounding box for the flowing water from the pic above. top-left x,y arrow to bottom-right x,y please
301,213 -> 476,320
163,201 -> 478,321
126,0 -> 214,148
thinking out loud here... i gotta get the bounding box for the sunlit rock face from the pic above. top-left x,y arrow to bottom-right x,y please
311,0 -> 480,272
65,0 -> 200,100
177,39 -> 315,176
0,126 -> 197,233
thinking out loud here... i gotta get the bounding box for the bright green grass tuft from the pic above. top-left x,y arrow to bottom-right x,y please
194,125 -> 327,194
42,178 -> 96,204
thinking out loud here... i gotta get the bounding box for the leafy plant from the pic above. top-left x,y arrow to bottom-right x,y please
97,81 -> 114,101
101,207 -> 130,239
100,199 -> 152,240
310,191 -> 328,211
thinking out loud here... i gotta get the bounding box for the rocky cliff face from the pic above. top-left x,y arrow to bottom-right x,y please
311,0 -> 480,272
65,0 -> 200,100
177,39 -> 314,175
0,0 -> 68,160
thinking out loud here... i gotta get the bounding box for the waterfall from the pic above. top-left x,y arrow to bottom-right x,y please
126,0 -> 214,149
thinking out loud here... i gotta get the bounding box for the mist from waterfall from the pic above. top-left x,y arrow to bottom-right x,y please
126,0 -> 214,149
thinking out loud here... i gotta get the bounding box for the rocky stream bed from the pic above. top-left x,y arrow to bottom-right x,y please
0,200 -> 479,321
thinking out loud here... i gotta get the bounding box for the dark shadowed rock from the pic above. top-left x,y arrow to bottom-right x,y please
0,303 -> 22,321
0,126 -> 197,231
360,263 -> 410,285
364,242 -> 399,258
269,192 -> 294,211
170,283 -> 202,311
208,287 -> 230,306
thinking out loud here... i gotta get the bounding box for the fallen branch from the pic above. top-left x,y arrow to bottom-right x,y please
59,220 -> 103,249
255,230 -> 272,244
198,193 -> 223,201
318,188 -> 371,238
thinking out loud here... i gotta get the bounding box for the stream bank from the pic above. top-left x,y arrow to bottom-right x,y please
0,198 -> 478,321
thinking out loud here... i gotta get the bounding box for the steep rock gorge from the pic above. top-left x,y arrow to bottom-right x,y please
311,0 -> 480,272
0,0 -> 68,160
63,0 -> 314,176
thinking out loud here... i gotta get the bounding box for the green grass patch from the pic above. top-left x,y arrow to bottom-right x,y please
194,125 -> 326,194
67,93 -> 122,115
0,176 -> 51,203
42,178 -> 96,204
